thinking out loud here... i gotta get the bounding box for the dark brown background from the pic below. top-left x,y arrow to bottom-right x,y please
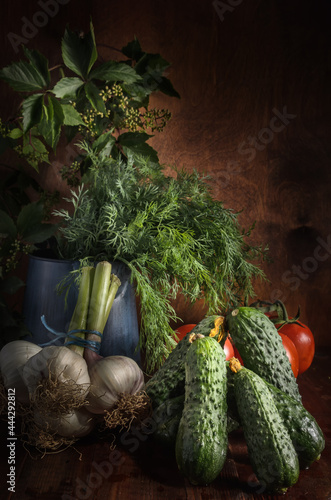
1,0 -> 330,346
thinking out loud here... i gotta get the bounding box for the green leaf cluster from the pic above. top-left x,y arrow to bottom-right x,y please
0,23 -> 179,174
55,148 -> 267,372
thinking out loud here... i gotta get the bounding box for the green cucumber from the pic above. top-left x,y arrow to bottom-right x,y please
230,359 -> 300,493
267,383 -> 325,469
227,307 -> 301,402
145,315 -> 225,408
175,335 -> 228,485
152,391 -> 238,449
227,362 -> 325,469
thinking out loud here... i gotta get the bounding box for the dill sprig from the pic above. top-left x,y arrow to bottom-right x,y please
54,144 -> 267,373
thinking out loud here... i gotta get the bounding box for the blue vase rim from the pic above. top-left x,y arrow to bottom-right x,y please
28,255 -> 130,269
29,255 -> 75,264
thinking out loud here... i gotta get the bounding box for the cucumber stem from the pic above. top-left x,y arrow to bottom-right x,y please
208,316 -> 226,343
229,357 -> 242,373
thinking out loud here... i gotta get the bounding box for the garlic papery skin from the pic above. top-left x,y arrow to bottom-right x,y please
34,408 -> 96,438
86,356 -> 145,414
22,345 -> 91,407
0,340 -> 42,404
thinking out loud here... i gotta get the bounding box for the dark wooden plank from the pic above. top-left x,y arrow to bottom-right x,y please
0,348 -> 330,500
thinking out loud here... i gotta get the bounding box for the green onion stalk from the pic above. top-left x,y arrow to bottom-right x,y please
82,261 -> 121,365
65,265 -> 95,356
64,261 -> 121,359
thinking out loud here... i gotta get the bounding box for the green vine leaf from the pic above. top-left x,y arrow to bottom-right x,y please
61,103 -> 85,126
134,53 -> 170,76
7,128 -> 23,140
17,202 -> 56,243
21,134 -> 49,171
121,37 -> 144,61
0,60 -> 49,92
61,22 -> 98,79
22,47 -> 50,88
92,131 -> 116,156
89,61 -> 142,84
133,52 -> 180,98
157,77 -> 181,98
118,131 -> 153,146
38,95 -> 64,149
17,202 -> 42,230
22,94 -> 44,133
84,80 -> 107,114
122,142 -> 159,165
121,82 -> 150,103
52,77 -> 84,99
21,222 -> 57,244
28,136 -> 48,154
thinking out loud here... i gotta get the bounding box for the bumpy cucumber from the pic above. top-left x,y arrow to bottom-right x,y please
227,307 -> 301,402
145,315 -> 225,408
227,362 -> 325,468
267,383 -> 325,468
153,390 -> 238,449
175,335 -> 228,485
230,359 -> 299,492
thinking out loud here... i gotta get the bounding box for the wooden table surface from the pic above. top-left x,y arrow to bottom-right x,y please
1,348 -> 330,500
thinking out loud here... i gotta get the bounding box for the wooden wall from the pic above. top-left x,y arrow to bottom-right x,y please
1,0 -> 330,346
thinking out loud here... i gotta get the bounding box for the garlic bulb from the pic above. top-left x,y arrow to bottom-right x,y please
22,345 -> 90,407
86,356 -> 145,414
0,340 -> 42,404
34,407 -> 96,438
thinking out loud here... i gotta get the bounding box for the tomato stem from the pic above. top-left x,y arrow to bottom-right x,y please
273,301 -> 303,330
250,299 -> 304,329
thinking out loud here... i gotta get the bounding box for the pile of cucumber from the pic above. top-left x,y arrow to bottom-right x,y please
145,308 -> 325,492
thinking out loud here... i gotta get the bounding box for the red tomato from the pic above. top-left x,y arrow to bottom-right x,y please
279,332 -> 300,378
175,324 -> 196,341
224,338 -> 235,361
277,321 -> 315,375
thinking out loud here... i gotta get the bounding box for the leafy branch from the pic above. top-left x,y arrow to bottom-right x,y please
0,22 -> 179,177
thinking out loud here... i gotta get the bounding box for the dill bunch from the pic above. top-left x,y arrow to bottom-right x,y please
54,145 -> 267,373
